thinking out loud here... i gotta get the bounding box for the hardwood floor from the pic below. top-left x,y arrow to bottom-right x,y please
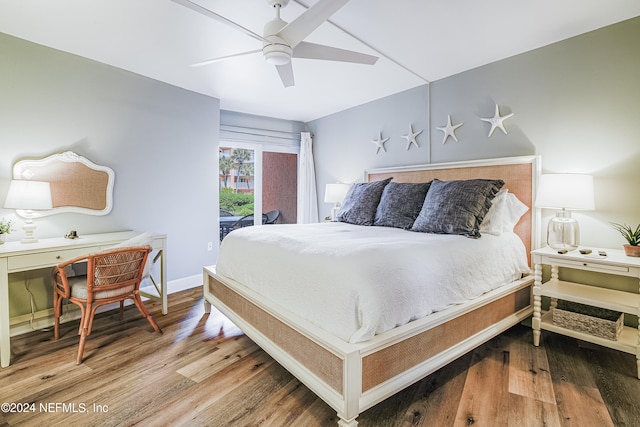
1,287 -> 639,427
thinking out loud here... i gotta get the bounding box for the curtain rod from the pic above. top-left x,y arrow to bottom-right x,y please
220,124 -> 304,139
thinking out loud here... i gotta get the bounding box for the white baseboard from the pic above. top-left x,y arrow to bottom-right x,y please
158,273 -> 202,294
10,275 -> 203,337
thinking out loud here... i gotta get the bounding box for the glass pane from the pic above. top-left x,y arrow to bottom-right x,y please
219,147 -> 255,238
262,151 -> 297,224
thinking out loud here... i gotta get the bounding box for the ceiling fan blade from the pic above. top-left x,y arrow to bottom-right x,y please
190,49 -> 262,67
171,0 -> 264,43
293,41 -> 378,65
275,62 -> 295,87
278,0 -> 350,47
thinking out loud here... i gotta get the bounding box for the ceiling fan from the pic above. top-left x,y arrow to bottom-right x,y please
172,0 -> 378,87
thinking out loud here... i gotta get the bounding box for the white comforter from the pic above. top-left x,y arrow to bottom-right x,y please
216,222 -> 530,343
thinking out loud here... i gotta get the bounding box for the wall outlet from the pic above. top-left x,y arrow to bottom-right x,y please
207,241 -> 213,251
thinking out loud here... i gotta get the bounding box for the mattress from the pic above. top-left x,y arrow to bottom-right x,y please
216,222 -> 530,343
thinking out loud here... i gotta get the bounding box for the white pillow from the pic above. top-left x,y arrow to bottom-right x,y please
112,232 -> 155,277
480,189 -> 508,235
502,192 -> 529,232
480,190 -> 529,235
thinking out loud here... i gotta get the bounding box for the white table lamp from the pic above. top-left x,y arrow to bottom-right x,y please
535,173 -> 594,251
4,180 -> 53,243
324,183 -> 350,221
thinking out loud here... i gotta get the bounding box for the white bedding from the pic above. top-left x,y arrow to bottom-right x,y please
216,222 -> 530,343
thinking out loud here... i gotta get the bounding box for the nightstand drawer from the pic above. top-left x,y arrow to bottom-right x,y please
7,247 -> 97,271
551,259 -> 629,274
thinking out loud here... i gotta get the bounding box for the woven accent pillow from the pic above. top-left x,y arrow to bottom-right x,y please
374,181 -> 431,229
337,178 -> 392,226
411,178 -> 504,238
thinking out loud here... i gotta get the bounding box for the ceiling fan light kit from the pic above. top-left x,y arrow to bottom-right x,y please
263,7 -> 293,66
174,0 -> 378,87
263,42 -> 293,65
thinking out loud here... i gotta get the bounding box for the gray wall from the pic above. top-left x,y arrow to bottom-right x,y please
309,17 -> 640,249
0,32 -> 220,283
308,84 -> 429,219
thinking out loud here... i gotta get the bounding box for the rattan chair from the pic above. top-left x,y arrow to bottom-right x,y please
52,246 -> 162,364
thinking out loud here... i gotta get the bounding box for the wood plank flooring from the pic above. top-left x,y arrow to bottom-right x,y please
1,287 -> 639,427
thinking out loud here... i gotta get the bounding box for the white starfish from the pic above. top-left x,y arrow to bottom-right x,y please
372,132 -> 389,154
480,104 -> 514,137
401,125 -> 423,150
436,115 -> 463,144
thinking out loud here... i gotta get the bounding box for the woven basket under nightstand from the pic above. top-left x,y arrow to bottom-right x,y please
552,300 -> 623,341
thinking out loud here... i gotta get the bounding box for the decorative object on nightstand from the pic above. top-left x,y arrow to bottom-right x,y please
3,180 -> 53,243
324,183 -> 350,222
535,173 -> 594,251
611,222 -> 640,257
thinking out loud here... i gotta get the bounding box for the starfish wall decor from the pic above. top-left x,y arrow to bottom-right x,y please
401,125 -> 423,150
371,132 -> 389,154
436,115 -> 463,144
480,104 -> 514,137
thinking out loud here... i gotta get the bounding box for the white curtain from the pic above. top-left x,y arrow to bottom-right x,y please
297,132 -> 319,223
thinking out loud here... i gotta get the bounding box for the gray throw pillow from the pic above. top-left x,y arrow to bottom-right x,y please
374,181 -> 431,229
337,178 -> 393,226
411,178 -> 504,238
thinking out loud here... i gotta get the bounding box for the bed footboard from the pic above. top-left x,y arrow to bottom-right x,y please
203,266 -> 533,426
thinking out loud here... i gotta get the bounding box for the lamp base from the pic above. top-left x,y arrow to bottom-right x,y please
547,210 -> 580,251
20,217 -> 38,244
330,205 -> 340,222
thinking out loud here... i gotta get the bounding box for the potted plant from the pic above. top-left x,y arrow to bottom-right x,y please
611,222 -> 640,257
0,217 -> 13,244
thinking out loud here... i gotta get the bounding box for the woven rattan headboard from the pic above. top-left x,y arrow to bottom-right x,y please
13,151 -> 114,216
365,156 -> 540,264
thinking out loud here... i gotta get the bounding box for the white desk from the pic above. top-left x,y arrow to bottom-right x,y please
0,230 -> 167,367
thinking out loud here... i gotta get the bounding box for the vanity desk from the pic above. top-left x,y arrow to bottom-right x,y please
0,230 -> 167,367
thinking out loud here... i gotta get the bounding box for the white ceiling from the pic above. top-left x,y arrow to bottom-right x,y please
1,0 -> 639,122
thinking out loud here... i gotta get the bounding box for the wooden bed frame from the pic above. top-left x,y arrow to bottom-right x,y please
203,155 -> 540,426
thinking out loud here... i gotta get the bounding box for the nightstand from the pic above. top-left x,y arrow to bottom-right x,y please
531,246 -> 640,378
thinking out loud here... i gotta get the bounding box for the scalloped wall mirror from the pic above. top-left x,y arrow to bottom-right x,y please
12,151 -> 115,216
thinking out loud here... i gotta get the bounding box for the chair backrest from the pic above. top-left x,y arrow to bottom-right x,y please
233,214 -> 268,228
220,209 -> 233,217
265,210 -> 280,224
87,246 -> 151,291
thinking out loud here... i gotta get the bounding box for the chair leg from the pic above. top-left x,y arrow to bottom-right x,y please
76,306 -> 91,364
77,304 -> 86,335
131,294 -> 162,334
53,292 -> 62,340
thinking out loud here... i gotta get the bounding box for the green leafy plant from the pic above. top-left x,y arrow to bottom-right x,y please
0,217 -> 13,234
611,222 -> 640,246
219,187 -> 254,215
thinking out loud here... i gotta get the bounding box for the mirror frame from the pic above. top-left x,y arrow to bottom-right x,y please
12,151 -> 115,216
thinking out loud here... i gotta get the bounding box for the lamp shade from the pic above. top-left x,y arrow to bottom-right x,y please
4,180 -> 53,210
324,183 -> 350,204
535,173 -> 595,210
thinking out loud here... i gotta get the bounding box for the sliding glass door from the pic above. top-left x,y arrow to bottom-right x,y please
219,141 -> 298,240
